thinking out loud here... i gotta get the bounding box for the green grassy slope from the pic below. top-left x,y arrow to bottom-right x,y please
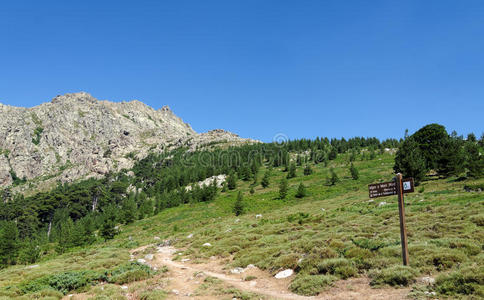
1,151 -> 483,299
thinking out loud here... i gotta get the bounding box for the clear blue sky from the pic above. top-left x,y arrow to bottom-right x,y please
1,1 -> 483,142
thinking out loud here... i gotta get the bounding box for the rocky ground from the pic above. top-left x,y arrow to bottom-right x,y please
63,243 -> 412,300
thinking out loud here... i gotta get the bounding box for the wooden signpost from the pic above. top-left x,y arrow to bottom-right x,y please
369,174 -> 414,265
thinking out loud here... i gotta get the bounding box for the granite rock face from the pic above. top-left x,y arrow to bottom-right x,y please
0,92 -> 253,190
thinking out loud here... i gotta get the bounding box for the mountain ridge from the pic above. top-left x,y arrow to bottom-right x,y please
0,92 -> 254,191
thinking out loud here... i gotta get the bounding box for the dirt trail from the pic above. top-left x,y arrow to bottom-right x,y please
64,245 -> 411,300
145,245 -> 411,300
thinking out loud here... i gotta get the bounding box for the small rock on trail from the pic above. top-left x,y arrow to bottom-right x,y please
275,269 -> 294,279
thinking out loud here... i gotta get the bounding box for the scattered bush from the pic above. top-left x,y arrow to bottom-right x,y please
345,247 -> 373,260
32,127 -> 44,145
315,258 -> 357,279
463,184 -> 484,192
204,276 -> 222,284
429,239 -> 481,256
369,265 -> 418,287
470,214 -> 484,226
289,274 -> 336,296
427,250 -> 466,271
435,265 -> 484,297
20,270 -> 105,295
29,289 -> 64,300
286,212 -> 309,224
138,290 -> 167,300
233,191 -> 244,216
352,238 -> 388,251
298,247 -> 339,273
108,262 -> 155,284
295,183 -> 307,198
273,253 -> 300,270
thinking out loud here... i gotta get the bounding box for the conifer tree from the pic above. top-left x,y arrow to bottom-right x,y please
369,149 -> 376,160
250,160 -> 259,178
17,238 -> 41,265
303,164 -> 313,176
328,148 -> 338,160
295,183 -> 307,198
233,191 -> 244,216
261,171 -> 270,188
279,178 -> 288,199
349,150 -> 356,162
55,217 -> 75,254
139,198 -> 153,219
240,165 -> 252,181
328,168 -> 339,186
349,163 -> 359,180
287,163 -> 297,179
0,221 -> 19,267
436,137 -> 465,177
465,142 -> 484,178
71,219 -> 91,247
227,171 -> 237,190
208,179 -> 218,200
122,197 -> 137,224
100,206 -> 118,241
252,167 -> 258,184
394,138 -> 427,185
80,216 -> 96,245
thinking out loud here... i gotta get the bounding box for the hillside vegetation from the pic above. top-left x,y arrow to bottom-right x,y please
0,124 -> 483,299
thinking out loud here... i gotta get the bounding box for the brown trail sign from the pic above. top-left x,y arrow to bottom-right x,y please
368,174 -> 414,265
368,178 -> 414,199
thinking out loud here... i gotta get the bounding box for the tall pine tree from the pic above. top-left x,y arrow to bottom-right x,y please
349,163 -> 359,180
233,191 -> 244,216
227,171 -> 237,190
0,221 -> 19,267
279,178 -> 288,199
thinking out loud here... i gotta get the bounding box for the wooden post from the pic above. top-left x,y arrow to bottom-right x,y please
395,173 -> 409,266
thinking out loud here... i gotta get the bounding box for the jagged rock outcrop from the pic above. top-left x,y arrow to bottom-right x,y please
0,92 -> 254,191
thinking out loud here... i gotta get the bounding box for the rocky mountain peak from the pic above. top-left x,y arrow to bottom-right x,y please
51,92 -> 96,104
0,93 -> 255,192
160,105 -> 171,112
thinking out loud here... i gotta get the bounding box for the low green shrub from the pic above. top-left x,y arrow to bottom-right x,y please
138,289 -> 167,300
470,214 -> 484,226
344,247 -> 373,260
429,238 -> 481,256
427,250 -> 466,271
328,240 -> 347,254
32,126 -> 44,145
352,238 -> 389,251
316,258 -> 357,279
204,276 -> 222,284
463,184 -> 484,192
289,274 -> 336,296
369,265 -> 418,287
435,265 -> 484,297
29,289 -> 64,299
20,270 -> 105,295
273,253 -> 300,270
108,262 -> 154,284
110,269 -> 151,284
298,247 -> 339,272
